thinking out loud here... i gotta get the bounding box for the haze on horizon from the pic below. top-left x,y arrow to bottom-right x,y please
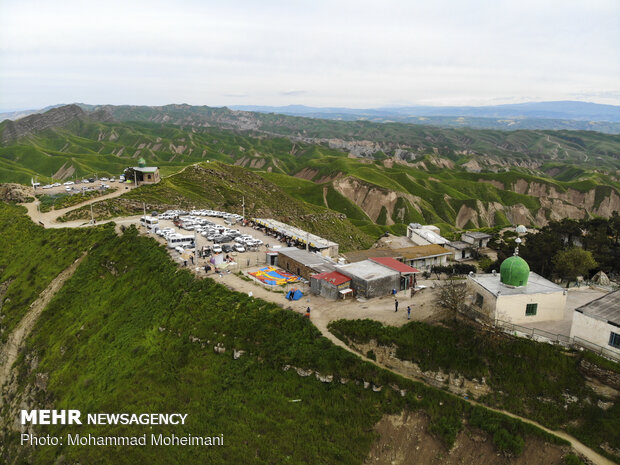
1,0 -> 619,111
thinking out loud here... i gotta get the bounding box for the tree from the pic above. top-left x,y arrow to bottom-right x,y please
434,279 -> 468,320
552,248 -> 597,286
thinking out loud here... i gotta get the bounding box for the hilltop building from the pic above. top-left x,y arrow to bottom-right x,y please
342,244 -> 451,271
445,241 -> 472,261
570,290 -> 620,357
467,255 -> 566,324
461,231 -> 492,249
396,245 -> 452,270
126,158 -> 160,184
406,224 -> 449,246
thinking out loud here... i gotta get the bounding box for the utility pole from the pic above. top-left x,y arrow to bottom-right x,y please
306,231 -> 309,251
134,170 -> 138,187
90,204 -> 94,224
242,196 -> 245,219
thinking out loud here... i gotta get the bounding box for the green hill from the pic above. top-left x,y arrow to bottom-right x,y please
0,204 -> 569,464
2,105 -> 619,233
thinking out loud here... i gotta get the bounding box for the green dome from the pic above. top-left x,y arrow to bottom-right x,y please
500,256 -> 530,287
138,157 -> 146,168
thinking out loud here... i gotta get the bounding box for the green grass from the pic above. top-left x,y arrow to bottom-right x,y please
0,205 -> 572,463
2,109 -> 619,232
36,188 -> 116,212
57,162 -> 376,252
0,204 -> 115,340
327,318 -> 620,463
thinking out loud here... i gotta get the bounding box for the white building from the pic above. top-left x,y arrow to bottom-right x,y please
406,223 -> 448,246
570,290 -> 620,357
467,255 -> 567,325
461,231 -> 492,249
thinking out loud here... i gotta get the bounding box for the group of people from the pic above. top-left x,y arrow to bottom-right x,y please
394,298 -> 412,320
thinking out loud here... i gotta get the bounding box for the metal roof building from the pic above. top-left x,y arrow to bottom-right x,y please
571,290 -> 620,358
253,218 -> 339,257
337,260 -> 400,298
272,247 -> 337,281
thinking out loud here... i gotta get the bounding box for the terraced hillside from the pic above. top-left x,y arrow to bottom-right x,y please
0,106 -> 345,184
2,105 -> 619,234
87,103 -> 620,170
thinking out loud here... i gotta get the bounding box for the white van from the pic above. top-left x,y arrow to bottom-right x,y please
140,216 -> 159,230
167,235 -> 195,249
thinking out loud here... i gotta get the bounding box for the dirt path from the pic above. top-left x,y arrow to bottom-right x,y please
324,325 -> 613,465
209,271 -> 614,465
0,254 -> 86,406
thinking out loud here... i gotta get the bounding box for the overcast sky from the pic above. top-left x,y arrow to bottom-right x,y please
1,0 -> 618,110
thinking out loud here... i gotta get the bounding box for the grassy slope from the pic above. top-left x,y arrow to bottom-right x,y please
328,319 -> 620,463
0,204 -> 115,340
2,114 -> 619,233
1,206 -> 568,464
58,162 -> 376,252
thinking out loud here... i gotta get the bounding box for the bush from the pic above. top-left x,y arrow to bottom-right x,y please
493,428 -> 524,456
563,453 -> 586,465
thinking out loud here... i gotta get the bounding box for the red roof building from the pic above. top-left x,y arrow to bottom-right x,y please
310,271 -> 352,300
311,271 -> 351,286
369,257 -> 420,274
369,257 -> 419,291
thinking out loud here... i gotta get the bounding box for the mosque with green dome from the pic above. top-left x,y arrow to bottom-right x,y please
467,252 -> 566,325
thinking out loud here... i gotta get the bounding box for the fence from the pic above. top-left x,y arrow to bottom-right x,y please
495,319 -> 620,363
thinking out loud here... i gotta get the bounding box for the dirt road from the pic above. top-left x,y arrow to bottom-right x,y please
22,184 -> 136,228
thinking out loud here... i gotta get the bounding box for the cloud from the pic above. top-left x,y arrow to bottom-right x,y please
0,0 -> 618,109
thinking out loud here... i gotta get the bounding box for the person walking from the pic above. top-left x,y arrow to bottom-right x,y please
394,299 -> 399,312
407,306 -> 411,320
305,307 -> 311,318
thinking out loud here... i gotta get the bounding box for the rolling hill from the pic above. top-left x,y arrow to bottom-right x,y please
1,105 -> 619,238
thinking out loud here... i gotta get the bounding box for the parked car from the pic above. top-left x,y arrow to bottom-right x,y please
222,244 -> 233,253
212,245 -> 222,254
233,244 -> 246,253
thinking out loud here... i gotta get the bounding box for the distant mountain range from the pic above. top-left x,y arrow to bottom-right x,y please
230,101 -> 620,133
232,101 -> 620,121
2,101 -> 619,133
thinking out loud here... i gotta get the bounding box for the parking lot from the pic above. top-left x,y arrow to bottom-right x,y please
33,176 -> 127,196
141,209 -> 285,273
